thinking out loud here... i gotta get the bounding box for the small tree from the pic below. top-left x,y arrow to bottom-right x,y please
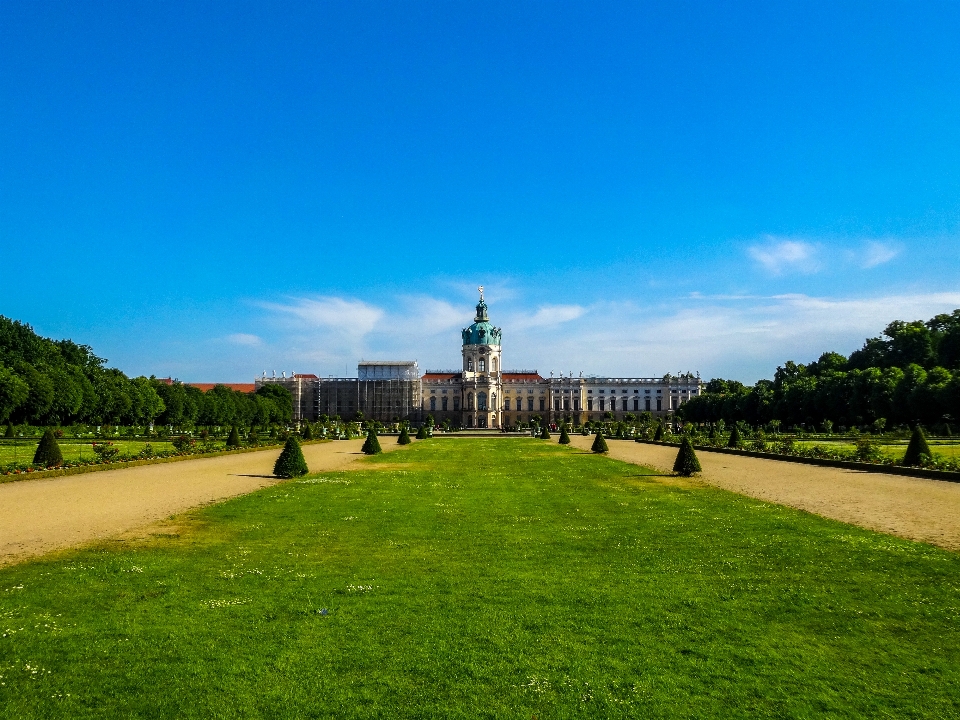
343,424 -> 354,440
653,424 -> 664,441
728,424 -> 742,448
33,428 -> 64,467
274,436 -> 308,478
4,422 -> 13,439
673,437 -> 702,476
591,430 -> 608,453
301,424 -> 314,440
581,426 -> 590,436
540,424 -> 551,440
902,426 -> 932,467
226,426 -> 242,448
416,425 -> 429,440
558,425 -> 571,445
361,428 -> 382,455
397,425 -> 411,445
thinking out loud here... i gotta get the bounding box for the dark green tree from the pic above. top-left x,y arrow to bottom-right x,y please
225,426 -> 242,448
558,425 -> 571,445
540,424 -> 551,440
673,437 -> 702,476
397,425 -> 411,445
416,425 -> 429,439
653,424 -> 664,441
728,424 -> 742,448
273,436 -> 308,478
33,427 -> 64,467
4,422 -> 13,438
361,428 -> 382,455
301,424 -> 314,440
343,424 -> 354,440
902,426 -> 933,466
591,430 -> 608,453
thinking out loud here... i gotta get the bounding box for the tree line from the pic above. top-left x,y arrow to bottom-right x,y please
679,309 -> 960,430
0,316 -> 291,428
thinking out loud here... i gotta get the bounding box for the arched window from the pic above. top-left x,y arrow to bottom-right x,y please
430,397 -> 436,411
492,357 -> 498,373
479,358 -> 486,372
442,397 -> 448,411
477,392 -> 487,410
467,393 -> 474,409
467,358 -> 473,371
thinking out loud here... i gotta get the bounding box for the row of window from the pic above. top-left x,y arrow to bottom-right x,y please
465,357 -> 499,372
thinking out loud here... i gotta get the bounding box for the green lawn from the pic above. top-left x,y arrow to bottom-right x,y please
2,439 -> 959,718
795,439 -> 960,461
0,440 -> 178,466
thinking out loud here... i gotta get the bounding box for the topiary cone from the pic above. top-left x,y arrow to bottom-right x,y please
728,425 -> 742,448
902,426 -> 932,466
416,425 -> 429,439
558,425 -> 571,445
653,424 -> 664,441
673,437 -> 702,476
397,426 -> 411,445
540,424 -> 551,440
274,435 -> 308,478
362,428 -> 382,455
4,422 -> 13,439
301,424 -> 314,440
591,431 -> 608,453
33,428 -> 64,467
226,426 -> 242,448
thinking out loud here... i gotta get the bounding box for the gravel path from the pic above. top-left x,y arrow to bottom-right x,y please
569,435 -> 960,551
0,439 -> 395,566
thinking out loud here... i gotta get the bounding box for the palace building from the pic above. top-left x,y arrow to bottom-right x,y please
256,289 -> 702,427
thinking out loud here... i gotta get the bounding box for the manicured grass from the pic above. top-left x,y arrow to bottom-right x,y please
795,439 -> 960,461
0,440 -> 178,466
2,439 -> 959,718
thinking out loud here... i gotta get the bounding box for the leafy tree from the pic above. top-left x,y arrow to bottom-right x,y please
33,428 -> 63,467
301,424 -> 314,440
361,428 -> 382,455
0,367 -> 29,422
226,426 -> 242,448
902,426 -> 932,467
591,430 -> 608,453
653,424 -> 664,441
416,425 -> 429,440
4,421 -> 13,438
397,425 -> 411,445
558,425 -> 571,444
540,424 -> 551,440
673,437 -> 702,476
274,436 -> 308,478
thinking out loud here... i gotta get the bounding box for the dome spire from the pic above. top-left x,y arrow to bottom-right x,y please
475,286 -> 488,322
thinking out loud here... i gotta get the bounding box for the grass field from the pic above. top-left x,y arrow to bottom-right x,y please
0,440 -> 179,466
795,439 -> 960,461
2,439 -> 959,718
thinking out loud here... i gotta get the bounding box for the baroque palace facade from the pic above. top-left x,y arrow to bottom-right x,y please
256,290 -> 702,427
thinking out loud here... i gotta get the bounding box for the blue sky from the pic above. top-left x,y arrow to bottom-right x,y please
2,1 -> 959,382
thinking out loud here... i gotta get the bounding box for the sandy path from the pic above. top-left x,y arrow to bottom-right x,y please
0,439 -> 396,566
569,435 -> 960,550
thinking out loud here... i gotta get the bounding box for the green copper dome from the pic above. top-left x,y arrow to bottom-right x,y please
462,295 -> 502,346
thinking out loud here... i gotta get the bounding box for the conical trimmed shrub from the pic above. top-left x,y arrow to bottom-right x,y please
33,428 -> 63,467
902,426 -> 932,466
226,426 -> 242,448
4,422 -> 13,439
591,431 -> 608,453
708,425 -> 717,440
397,426 -> 411,445
673,437 -> 702,476
343,425 -> 354,440
581,426 -> 589,436
274,436 -> 308,478
558,426 -> 570,444
615,425 -> 624,439
301,424 -> 314,440
416,425 -> 429,439
540,424 -> 551,440
361,429 -> 382,455
653,424 -> 664,441
728,424 -> 742,448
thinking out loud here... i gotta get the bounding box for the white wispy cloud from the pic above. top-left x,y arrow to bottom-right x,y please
224,333 -> 262,346
860,240 -> 900,268
259,297 -> 384,336
747,237 -> 820,274
512,304 -> 585,329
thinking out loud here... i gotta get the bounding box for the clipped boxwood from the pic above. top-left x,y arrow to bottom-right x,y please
274,436 -> 308,478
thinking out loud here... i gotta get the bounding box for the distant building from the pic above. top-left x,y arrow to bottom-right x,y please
253,290 -> 702,426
